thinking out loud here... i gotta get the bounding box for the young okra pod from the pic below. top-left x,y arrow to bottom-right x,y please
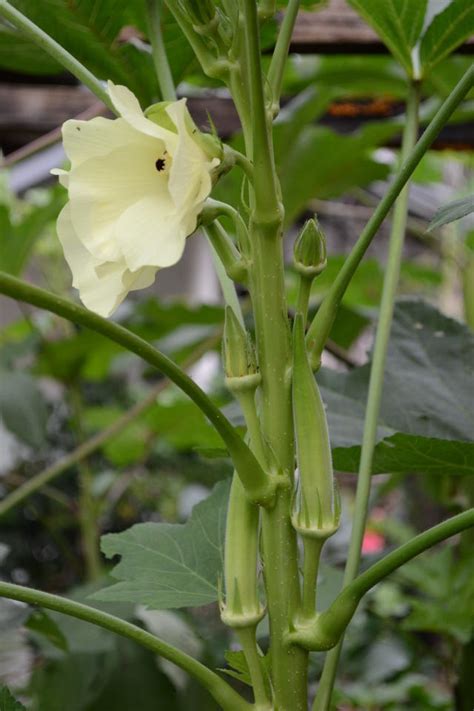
221,475 -> 265,628
291,313 -> 339,539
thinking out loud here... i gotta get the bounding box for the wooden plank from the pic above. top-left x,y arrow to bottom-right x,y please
1,83 -> 473,158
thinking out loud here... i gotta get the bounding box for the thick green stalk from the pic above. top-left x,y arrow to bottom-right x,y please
0,582 -> 250,711
146,0 -> 177,101
0,334 -> 220,518
289,508 -> 474,653
306,64 -> 473,368
0,272 -> 273,506
242,0 -> 281,220
0,1 -> 115,112
268,0 -> 301,113
313,81 -> 420,711
238,3 -> 306,706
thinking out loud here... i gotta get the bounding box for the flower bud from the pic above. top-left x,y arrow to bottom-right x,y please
293,218 -> 327,278
223,307 -> 261,392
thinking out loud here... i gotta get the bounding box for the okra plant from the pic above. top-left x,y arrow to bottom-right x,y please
0,1 -> 473,710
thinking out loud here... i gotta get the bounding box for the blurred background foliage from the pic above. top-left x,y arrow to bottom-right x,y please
0,1 -> 473,709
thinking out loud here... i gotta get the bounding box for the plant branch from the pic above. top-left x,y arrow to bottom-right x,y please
0,581 -> 251,711
0,1 -> 115,113
306,63 -> 474,369
312,81 -> 420,709
268,0 -> 301,113
288,509 -> 474,656
146,0 -> 177,101
0,272 -> 274,507
0,333 -> 220,518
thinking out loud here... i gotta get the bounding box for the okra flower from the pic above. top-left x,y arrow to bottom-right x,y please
53,82 -> 221,316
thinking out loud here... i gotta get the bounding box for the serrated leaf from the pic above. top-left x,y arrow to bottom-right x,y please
0,686 -> 26,711
420,0 -> 474,74
94,479 -> 231,609
347,0 -> 428,75
220,649 -> 271,692
428,195 -> 474,231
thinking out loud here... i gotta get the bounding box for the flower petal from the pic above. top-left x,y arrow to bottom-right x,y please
165,100 -> 214,211
60,116 -> 141,167
107,81 -> 178,148
114,194 -> 187,272
67,141 -> 169,262
57,205 -> 128,316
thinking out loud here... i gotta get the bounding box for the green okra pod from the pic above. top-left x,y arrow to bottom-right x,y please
221,475 -> 265,628
292,313 -> 338,536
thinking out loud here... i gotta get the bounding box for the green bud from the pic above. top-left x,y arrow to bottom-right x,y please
293,218 -> 327,278
223,307 -> 261,391
145,101 -> 223,164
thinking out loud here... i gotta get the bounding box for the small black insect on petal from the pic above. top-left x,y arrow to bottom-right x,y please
155,157 -> 166,172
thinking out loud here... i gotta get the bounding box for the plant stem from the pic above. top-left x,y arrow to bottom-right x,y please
0,1 -> 115,113
237,626 -> 271,709
312,80 -> 420,711
296,276 -> 312,326
289,509 -> 474,653
301,538 -> 323,619
237,2 -> 306,706
267,0 -> 301,113
0,272 -> 272,506
306,64 -> 473,369
238,390 -> 267,467
146,0 -> 177,101
0,581 -> 251,711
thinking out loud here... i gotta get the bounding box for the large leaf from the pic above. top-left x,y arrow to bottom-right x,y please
95,479 -> 230,609
420,0 -> 474,74
0,25 -> 61,74
319,300 -> 474,475
347,0 -> 428,75
428,194 -> 474,231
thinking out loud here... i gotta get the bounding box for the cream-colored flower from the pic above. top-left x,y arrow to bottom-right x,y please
53,81 -> 220,316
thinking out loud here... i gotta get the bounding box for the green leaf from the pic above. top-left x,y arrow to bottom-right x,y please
320,300 -> 474,475
0,25 -> 61,74
428,195 -> 474,231
25,610 -> 69,653
0,370 -> 48,448
420,0 -> 474,75
347,0 -> 428,75
333,433 -> 474,476
9,1 -> 155,103
0,686 -> 26,711
220,650 -> 271,692
94,479 -> 231,609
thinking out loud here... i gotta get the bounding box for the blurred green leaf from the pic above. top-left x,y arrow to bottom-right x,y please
0,370 -> 48,448
421,0 -> 474,75
0,686 -> 26,711
25,610 -> 68,653
428,194 -> 474,231
95,479 -> 230,609
347,0 -> 428,75
0,25 -> 60,74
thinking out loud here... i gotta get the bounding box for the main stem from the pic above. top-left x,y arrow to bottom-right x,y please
313,81 -> 420,711
239,2 -> 306,706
